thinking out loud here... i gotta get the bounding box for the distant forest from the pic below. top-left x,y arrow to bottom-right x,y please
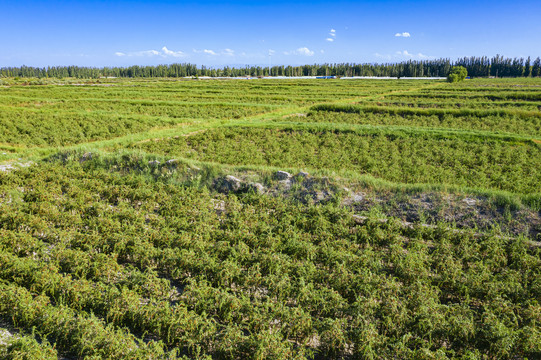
1,55 -> 540,79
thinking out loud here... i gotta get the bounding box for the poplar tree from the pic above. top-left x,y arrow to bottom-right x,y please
532,57 -> 541,77
524,56 -> 531,77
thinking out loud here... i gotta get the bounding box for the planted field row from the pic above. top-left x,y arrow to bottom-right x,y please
0,80 -> 435,149
0,107 -> 184,146
0,85 -> 383,99
0,79 -> 415,102
0,161 -> 540,359
359,99 -> 541,111
0,283 -> 173,359
130,126 -> 541,194
0,94 -> 292,106
380,91 -> 541,102
422,82 -> 541,91
306,106 -> 541,136
313,104 -> 541,120
0,99 -> 272,120
0,90 -> 368,106
0,250 -> 212,356
0,100 -> 281,147
0,327 -> 58,359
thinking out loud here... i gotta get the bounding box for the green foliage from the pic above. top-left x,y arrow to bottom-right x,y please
0,161 -> 539,359
0,331 -> 57,360
0,54 -> 537,78
132,125 -> 541,194
447,66 -> 468,83
0,77 -> 540,359
308,103 -> 541,136
0,79 -> 412,147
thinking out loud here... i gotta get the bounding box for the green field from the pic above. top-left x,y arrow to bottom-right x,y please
1,77 -> 540,359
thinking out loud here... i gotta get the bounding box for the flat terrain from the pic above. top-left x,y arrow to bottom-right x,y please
0,77 -> 540,359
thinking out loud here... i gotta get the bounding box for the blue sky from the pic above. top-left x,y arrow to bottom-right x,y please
1,0 -> 540,67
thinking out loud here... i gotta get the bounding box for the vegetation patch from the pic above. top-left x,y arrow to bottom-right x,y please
0,161 -> 540,359
130,126 -> 541,194
305,109 -> 541,136
0,77 -> 540,359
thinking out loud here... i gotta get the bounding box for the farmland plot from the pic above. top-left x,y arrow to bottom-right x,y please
0,77 -> 540,359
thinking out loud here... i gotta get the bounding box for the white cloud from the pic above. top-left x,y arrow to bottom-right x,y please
268,49 -> 275,56
395,32 -> 411,37
298,47 -> 314,56
284,47 -> 315,56
373,50 -> 431,61
193,48 -> 239,57
326,28 -> 337,42
161,46 -> 185,58
395,50 -> 431,59
115,47 -> 185,58
396,50 -> 409,56
139,50 -> 160,56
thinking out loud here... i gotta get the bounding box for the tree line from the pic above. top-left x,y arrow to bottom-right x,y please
1,55 -> 540,79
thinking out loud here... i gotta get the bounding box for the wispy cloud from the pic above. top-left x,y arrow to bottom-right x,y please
138,50 -> 161,56
374,50 -> 431,61
374,52 -> 392,60
114,47 -> 185,58
193,48 -> 236,56
326,28 -> 337,42
395,32 -> 411,37
268,49 -> 275,56
284,47 -> 315,56
395,50 -> 430,59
